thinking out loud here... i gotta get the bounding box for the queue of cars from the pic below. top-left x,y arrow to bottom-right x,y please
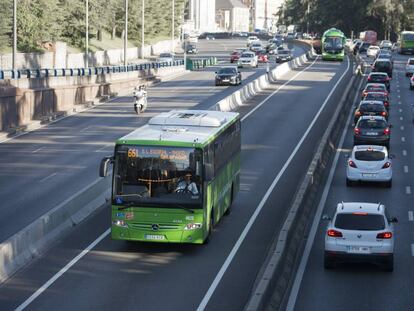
323,43 -> 402,272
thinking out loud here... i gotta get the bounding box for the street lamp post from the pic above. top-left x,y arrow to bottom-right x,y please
172,0 -> 175,53
306,0 -> 310,35
85,0 -> 89,68
141,0 -> 145,59
124,0 -> 128,66
12,0 -> 17,72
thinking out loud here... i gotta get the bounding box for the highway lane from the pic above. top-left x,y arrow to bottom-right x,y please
0,38 -> 307,242
0,56 -> 352,310
288,53 -> 414,311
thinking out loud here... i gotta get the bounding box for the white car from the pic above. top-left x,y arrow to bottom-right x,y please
250,41 -> 262,52
237,51 -> 258,68
158,53 -> 174,63
405,58 -> 414,77
367,45 -> 380,57
346,145 -> 392,187
323,202 -> 397,271
247,36 -> 259,46
380,40 -> 392,49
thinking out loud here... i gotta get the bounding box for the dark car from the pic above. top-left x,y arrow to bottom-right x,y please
358,42 -> 371,53
354,100 -> 388,124
276,49 -> 293,63
186,43 -> 198,54
372,59 -> 393,77
354,116 -> 391,149
215,66 -> 242,86
363,92 -> 390,110
353,41 -> 363,55
375,50 -> 394,64
367,72 -> 391,91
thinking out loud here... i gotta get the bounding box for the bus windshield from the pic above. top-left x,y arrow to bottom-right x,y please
324,36 -> 343,50
113,145 -> 203,208
402,33 -> 414,41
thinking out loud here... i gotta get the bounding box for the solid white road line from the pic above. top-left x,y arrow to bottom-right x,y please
404,166 -> 409,173
406,186 -> 412,195
286,72 -> 363,311
409,211 -> 413,221
31,147 -> 45,153
39,173 -> 58,183
15,229 -> 111,311
197,58 -> 351,311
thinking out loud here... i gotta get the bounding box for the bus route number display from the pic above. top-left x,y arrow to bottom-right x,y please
127,147 -> 188,161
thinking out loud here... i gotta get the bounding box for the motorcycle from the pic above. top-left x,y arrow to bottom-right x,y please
133,86 -> 147,114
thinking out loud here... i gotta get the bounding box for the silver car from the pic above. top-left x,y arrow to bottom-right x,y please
237,52 -> 258,68
323,202 -> 397,271
405,58 -> 414,77
346,145 -> 392,187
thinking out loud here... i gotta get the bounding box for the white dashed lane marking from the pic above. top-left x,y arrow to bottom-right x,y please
402,137 -> 406,142
401,125 -> 405,130
404,166 -> 409,173
403,150 -> 407,156
409,211 -> 414,222
400,116 -> 404,121
406,186 -> 412,195
399,108 -> 403,113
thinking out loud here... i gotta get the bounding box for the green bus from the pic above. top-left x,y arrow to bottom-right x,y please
321,28 -> 346,61
398,31 -> 414,54
99,110 -> 241,244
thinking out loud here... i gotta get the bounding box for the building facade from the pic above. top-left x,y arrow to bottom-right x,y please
186,0 -> 216,33
216,0 -> 250,32
239,0 -> 285,32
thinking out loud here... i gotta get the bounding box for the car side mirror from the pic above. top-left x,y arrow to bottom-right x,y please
322,214 -> 331,221
389,217 -> 398,223
99,156 -> 113,177
389,124 -> 393,128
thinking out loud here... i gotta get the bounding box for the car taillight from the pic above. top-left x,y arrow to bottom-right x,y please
355,111 -> 361,116
367,77 -> 372,81
384,101 -> 389,107
327,229 -> 343,237
362,91 -> 368,96
382,162 -> 391,169
385,77 -> 390,81
377,232 -> 392,239
384,128 -> 390,135
381,111 -> 387,117
354,128 -> 360,135
348,160 -> 357,168
383,91 -> 388,96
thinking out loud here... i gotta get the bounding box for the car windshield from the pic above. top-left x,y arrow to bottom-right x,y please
241,53 -> 253,58
160,53 -> 172,58
335,213 -> 385,230
408,59 -> 414,65
364,94 -> 386,101
358,119 -> 387,129
366,85 -> 385,91
113,145 -> 203,208
278,50 -> 289,55
360,104 -> 384,112
370,74 -> 387,80
218,68 -> 236,74
355,150 -> 385,161
324,36 -> 343,49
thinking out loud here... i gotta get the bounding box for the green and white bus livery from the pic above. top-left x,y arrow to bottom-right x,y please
398,31 -> 414,55
100,110 -> 241,244
322,28 -> 346,61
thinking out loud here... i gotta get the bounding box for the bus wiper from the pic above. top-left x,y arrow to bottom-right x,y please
117,201 -> 136,210
176,204 -> 194,214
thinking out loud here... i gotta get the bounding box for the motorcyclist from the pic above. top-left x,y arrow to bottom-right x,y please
133,85 -> 147,114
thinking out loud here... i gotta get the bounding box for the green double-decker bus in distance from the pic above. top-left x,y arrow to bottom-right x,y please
99,110 -> 241,244
322,28 -> 346,61
398,31 -> 414,54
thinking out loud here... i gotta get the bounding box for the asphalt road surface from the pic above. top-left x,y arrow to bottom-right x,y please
0,43 -> 353,310
287,52 -> 414,311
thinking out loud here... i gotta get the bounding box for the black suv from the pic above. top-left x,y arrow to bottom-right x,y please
354,116 -> 391,149
354,100 -> 388,124
215,67 -> 242,86
372,59 -> 393,78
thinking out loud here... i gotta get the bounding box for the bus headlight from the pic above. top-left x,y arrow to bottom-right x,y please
184,223 -> 202,230
113,219 -> 128,228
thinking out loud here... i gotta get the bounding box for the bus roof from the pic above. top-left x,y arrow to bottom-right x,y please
116,110 -> 239,147
322,28 -> 345,38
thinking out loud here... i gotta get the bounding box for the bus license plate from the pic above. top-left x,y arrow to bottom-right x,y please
145,234 -> 165,240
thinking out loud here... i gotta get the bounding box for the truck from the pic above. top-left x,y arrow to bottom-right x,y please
359,30 -> 377,45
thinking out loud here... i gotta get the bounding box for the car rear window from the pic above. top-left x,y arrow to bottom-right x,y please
355,151 -> 385,161
335,213 -> 385,230
358,119 -> 387,129
360,104 -> 384,112
370,74 -> 387,80
366,84 -> 385,91
218,68 -> 236,74
408,59 -> 414,65
375,61 -> 391,70
364,94 -> 387,101
241,53 -> 253,57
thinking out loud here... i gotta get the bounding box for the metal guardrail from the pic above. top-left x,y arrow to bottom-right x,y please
0,60 -> 185,80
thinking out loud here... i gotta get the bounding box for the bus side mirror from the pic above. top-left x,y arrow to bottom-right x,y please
99,156 -> 113,177
204,163 -> 214,181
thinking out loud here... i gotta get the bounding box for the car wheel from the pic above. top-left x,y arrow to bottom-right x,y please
324,253 -> 335,269
383,255 -> 394,272
346,178 -> 354,187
